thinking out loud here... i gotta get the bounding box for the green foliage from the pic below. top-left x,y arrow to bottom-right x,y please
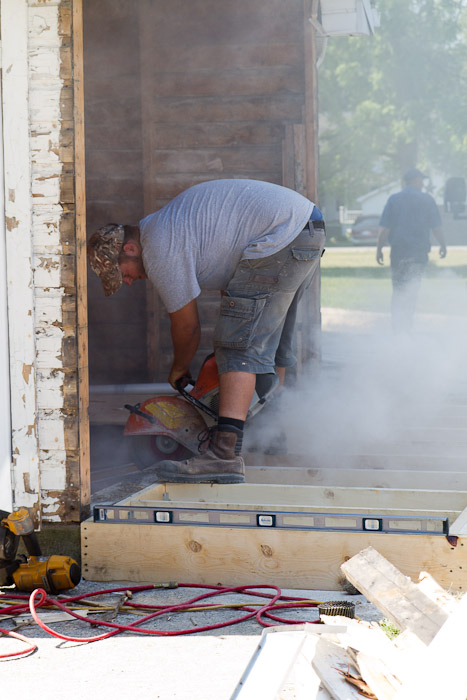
379,617 -> 401,640
318,0 -> 467,206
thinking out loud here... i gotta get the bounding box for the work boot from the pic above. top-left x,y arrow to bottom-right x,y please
155,426 -> 245,483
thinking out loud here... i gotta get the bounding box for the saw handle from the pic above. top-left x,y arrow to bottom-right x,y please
175,377 -> 218,420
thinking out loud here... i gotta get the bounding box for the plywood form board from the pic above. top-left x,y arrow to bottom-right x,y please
122,481 -> 467,513
244,465 -> 467,491
81,519 -> 466,590
3,0 -> 88,522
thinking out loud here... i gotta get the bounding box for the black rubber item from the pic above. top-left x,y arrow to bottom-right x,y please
69,562 -> 81,586
318,601 -> 355,619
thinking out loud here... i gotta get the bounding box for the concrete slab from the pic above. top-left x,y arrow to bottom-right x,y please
0,580 -> 381,699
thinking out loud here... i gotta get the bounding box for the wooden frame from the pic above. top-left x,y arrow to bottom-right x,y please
72,0 -> 91,515
82,476 -> 467,590
1,0 -> 41,519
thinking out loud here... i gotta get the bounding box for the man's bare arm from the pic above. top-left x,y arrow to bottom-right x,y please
376,226 -> 390,265
432,226 -> 447,258
168,298 -> 201,388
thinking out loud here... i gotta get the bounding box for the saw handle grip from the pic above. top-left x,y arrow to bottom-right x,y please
174,376 -> 194,391
175,377 -> 218,420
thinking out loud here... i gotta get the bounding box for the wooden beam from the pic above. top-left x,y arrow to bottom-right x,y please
72,0 -> 90,516
340,547 -> 455,645
81,520 -> 467,590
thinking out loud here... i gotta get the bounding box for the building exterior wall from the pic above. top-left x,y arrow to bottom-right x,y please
2,0 -> 88,524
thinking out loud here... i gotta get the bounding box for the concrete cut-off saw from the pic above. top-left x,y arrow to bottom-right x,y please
124,353 -> 279,468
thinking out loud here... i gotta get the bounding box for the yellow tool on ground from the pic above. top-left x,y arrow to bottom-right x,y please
0,507 -> 81,593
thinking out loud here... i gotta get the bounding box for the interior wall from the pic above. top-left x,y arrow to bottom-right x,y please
84,0 -> 147,384
84,0 -> 309,385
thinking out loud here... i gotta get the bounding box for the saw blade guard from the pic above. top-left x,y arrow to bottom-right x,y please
123,395 -> 207,452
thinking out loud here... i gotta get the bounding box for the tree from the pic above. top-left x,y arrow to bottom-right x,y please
318,0 -> 467,208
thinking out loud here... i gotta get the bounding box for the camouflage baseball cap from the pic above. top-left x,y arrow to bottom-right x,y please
87,224 -> 125,296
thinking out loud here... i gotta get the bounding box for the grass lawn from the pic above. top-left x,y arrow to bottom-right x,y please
321,246 -> 467,315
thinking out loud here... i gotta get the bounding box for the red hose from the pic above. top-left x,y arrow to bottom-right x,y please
0,627 -> 37,659
28,585 -> 286,642
0,583 -> 321,649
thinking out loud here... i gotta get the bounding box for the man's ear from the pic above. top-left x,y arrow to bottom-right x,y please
122,240 -> 140,257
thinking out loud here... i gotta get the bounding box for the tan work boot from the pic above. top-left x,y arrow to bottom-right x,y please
155,426 -> 245,483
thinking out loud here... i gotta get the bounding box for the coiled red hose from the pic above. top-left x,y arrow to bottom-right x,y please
0,627 -> 37,659
1,583 -> 321,652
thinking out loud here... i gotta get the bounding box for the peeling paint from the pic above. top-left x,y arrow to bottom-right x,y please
36,173 -> 59,182
5,216 -> 19,231
22,364 -> 32,384
6,0 -> 83,525
38,256 -> 60,271
23,473 -> 35,494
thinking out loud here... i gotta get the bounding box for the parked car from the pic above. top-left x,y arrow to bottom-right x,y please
347,214 -> 381,245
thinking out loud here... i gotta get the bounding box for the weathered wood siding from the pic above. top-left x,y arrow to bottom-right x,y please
2,0 -> 88,522
83,0 -> 147,385
85,0 -> 319,384
140,0 -> 312,380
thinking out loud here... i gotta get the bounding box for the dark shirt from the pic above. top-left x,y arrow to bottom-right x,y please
379,186 -> 442,259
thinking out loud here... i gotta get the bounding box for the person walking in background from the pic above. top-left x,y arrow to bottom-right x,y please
376,167 -> 447,332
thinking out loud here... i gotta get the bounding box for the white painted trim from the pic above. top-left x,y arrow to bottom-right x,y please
1,0 -> 40,514
0,39 -> 12,512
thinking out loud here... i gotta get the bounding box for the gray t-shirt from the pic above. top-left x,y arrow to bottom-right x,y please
140,179 -> 314,313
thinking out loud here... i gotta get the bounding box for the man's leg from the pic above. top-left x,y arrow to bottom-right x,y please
218,371 -> 256,419
391,258 -> 425,333
156,222 -> 325,483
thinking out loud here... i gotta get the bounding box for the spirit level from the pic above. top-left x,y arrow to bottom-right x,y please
93,505 -> 448,536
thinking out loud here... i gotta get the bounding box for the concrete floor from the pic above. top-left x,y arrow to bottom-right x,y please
0,580 -> 381,699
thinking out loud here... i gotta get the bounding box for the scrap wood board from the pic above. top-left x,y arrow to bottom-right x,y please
82,479 -> 467,589
229,547 -> 467,700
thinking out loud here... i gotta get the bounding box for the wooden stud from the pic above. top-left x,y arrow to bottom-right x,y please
72,0 -> 90,516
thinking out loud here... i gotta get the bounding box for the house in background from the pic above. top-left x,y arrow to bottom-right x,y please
0,0 -> 377,531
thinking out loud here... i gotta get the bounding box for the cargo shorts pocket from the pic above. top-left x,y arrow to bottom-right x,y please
291,248 -> 321,262
213,295 -> 267,350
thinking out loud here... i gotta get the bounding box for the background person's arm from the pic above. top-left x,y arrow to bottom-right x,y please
168,298 -> 201,388
376,226 -> 390,265
432,226 -> 447,258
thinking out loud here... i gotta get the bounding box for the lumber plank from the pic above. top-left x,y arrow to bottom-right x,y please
73,0 -> 90,515
448,506 -> 467,536
356,653 -> 401,700
244,465 -> 467,491
340,547 -> 454,645
130,482 -> 467,512
394,592 -> 467,700
312,638 -> 363,699
231,626 -> 334,700
81,521 -> 467,591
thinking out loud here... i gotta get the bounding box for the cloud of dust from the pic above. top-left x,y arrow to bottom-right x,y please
247,270 -> 467,467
